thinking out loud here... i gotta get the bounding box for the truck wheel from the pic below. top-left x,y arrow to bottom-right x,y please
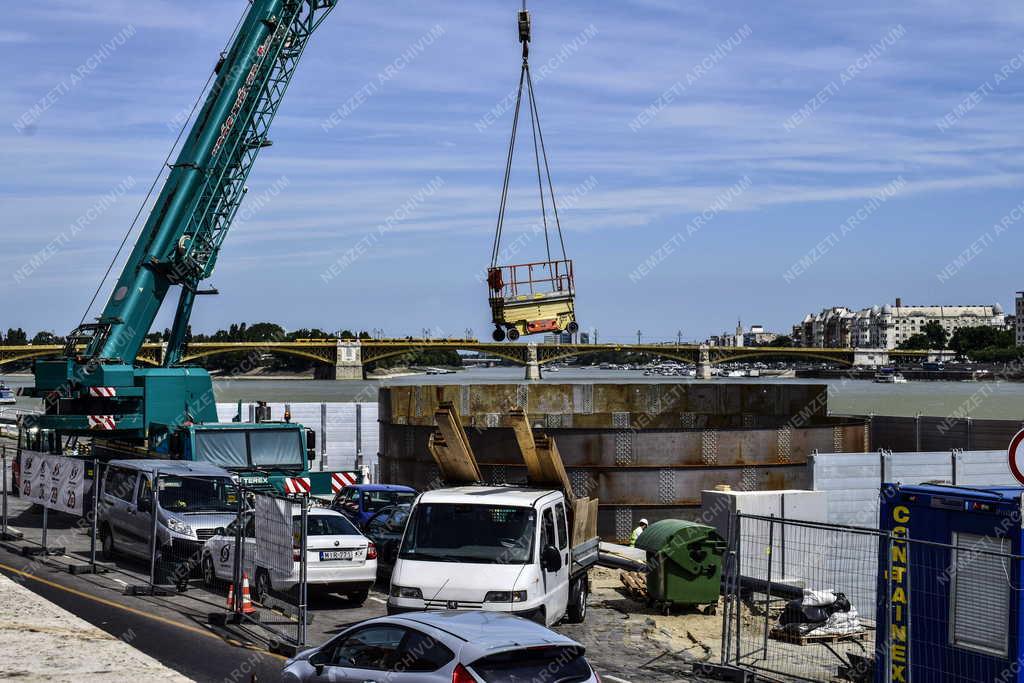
492,327 -> 506,342
567,321 -> 579,334
566,576 -> 588,623
508,328 -> 520,341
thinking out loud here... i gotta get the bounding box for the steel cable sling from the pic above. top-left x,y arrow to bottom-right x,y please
489,5 -> 569,275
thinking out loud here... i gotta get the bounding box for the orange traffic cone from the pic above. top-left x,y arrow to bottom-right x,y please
226,582 -> 235,610
240,572 -> 256,614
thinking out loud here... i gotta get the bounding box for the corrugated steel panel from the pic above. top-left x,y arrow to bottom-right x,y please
216,402 -> 378,471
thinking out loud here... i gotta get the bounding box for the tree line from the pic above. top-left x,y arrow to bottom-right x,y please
0,323 -> 462,374
897,320 -> 1018,360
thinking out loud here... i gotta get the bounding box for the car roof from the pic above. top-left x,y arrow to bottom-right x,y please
418,486 -> 559,507
386,611 -> 580,654
107,459 -> 233,478
346,484 -> 416,492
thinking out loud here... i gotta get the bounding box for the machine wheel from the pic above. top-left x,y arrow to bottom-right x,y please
566,576 -> 588,623
492,327 -> 506,342
254,569 -> 272,604
100,525 -> 116,561
201,555 -> 218,588
507,328 -> 520,341
566,321 -> 579,334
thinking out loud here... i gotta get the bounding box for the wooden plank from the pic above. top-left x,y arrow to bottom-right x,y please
508,408 -> 546,483
431,402 -> 482,484
534,435 -> 574,501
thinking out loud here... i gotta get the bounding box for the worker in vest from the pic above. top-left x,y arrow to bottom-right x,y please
629,518 -> 649,546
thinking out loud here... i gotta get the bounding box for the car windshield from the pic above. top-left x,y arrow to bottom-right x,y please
158,476 -> 236,512
296,514 -> 360,536
399,503 -> 535,564
362,490 -> 416,513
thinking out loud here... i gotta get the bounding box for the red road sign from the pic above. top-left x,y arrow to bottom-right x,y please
1008,428 -> 1024,485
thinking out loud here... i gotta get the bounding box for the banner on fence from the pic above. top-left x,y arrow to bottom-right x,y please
255,494 -> 293,575
18,453 -> 85,515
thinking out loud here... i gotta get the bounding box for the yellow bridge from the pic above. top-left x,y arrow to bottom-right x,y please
0,339 -> 948,380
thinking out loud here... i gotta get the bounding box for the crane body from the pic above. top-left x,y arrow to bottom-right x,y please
24,0 -> 354,496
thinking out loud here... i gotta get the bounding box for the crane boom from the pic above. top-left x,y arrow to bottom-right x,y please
30,0 -> 337,441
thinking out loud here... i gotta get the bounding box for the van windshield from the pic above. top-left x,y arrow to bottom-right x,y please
399,503 -> 535,564
158,476 -> 236,513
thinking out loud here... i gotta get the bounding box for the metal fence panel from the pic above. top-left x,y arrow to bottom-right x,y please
216,402 -> 378,471
724,513 -> 1024,683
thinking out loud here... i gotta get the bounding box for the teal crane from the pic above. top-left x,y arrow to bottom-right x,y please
30,0 -> 337,443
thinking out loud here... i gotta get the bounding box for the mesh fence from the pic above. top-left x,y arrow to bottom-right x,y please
723,512 -> 1024,683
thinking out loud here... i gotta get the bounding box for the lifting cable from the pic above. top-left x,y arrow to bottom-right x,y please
490,2 -> 568,271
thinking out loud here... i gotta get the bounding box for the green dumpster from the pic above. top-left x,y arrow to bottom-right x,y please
635,519 -> 726,614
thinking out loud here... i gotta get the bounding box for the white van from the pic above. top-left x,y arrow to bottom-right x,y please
387,486 -> 598,627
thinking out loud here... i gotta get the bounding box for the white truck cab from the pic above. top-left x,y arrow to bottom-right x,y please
387,485 -> 597,627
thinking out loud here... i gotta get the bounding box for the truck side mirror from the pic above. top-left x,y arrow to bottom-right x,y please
306,429 -> 316,463
541,545 -> 562,572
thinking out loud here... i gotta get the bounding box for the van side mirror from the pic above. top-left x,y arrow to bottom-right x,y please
541,545 -> 562,572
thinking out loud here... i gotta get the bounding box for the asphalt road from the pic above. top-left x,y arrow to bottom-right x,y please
0,499 -> 709,682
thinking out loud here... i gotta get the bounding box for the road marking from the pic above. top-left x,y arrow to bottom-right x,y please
369,596 -> 386,604
0,560 -> 286,661
603,676 -> 632,683
111,578 -> 128,587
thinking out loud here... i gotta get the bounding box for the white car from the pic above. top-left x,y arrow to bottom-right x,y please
201,506 -> 377,605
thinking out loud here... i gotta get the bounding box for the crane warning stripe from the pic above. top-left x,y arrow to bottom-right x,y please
88,387 -> 117,397
283,477 -> 311,494
331,472 -> 357,492
87,415 -> 116,430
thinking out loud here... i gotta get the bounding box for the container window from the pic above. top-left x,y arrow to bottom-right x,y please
949,532 -> 1011,657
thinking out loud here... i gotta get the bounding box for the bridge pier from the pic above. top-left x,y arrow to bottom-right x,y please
524,343 -> 542,381
696,344 -> 713,379
852,348 -> 888,367
322,340 -> 363,380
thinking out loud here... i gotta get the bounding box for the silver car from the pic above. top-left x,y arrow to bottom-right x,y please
281,610 -> 599,682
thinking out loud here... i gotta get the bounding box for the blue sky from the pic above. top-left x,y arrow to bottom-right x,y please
3,1 -> 1024,343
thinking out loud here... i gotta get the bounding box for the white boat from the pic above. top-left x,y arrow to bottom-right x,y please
873,371 -> 907,384
0,383 -> 14,405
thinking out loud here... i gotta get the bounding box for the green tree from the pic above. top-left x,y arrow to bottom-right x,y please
31,330 -> 59,345
768,335 -> 794,348
898,333 -> 930,350
949,326 -> 1005,357
4,328 -> 27,345
921,320 -> 948,349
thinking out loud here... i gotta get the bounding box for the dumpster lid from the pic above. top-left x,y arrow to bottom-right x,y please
887,483 -> 1024,501
635,519 -> 722,552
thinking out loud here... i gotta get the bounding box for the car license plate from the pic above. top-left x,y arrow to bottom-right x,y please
319,550 -> 353,561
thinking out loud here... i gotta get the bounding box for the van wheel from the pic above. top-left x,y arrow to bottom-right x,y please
345,588 -> 369,606
100,525 -> 116,561
201,555 -> 218,588
566,576 -> 588,623
254,569 -> 271,604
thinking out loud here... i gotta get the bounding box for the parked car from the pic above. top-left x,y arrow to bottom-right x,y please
330,484 -> 417,527
97,460 -> 238,569
200,505 -> 377,605
362,503 -> 412,574
281,610 -> 599,682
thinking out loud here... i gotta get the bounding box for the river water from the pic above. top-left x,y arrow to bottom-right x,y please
5,367 -> 1024,419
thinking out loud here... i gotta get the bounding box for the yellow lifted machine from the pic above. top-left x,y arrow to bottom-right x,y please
488,3 -> 578,343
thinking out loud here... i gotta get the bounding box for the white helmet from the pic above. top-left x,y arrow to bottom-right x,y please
639,518 -> 649,526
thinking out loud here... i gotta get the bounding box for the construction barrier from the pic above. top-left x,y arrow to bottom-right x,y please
720,512 -> 1024,682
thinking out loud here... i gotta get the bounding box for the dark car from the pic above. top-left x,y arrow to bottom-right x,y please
362,503 -> 412,573
330,484 -> 417,527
